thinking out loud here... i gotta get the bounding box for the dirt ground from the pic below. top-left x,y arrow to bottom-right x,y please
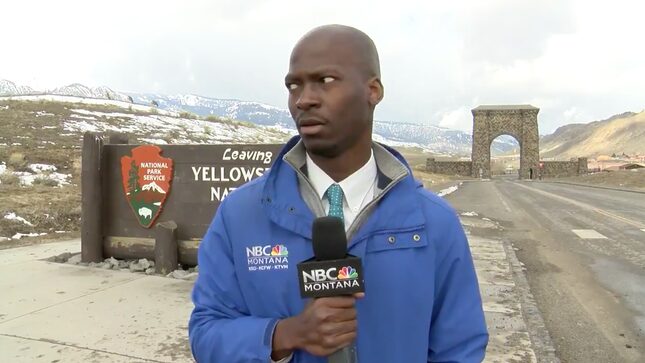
0,183 -> 81,250
547,168 -> 645,191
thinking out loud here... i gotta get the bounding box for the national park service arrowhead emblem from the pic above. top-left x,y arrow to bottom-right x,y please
120,145 -> 173,228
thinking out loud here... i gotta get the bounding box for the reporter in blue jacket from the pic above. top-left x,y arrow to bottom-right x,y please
189,24 -> 488,362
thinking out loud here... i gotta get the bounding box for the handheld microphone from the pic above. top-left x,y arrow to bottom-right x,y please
297,216 -> 364,363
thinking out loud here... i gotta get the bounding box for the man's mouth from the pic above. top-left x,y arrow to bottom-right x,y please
297,119 -> 325,136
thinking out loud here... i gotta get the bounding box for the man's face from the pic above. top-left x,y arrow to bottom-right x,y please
285,38 -> 372,158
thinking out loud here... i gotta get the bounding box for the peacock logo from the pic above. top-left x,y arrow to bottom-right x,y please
337,266 -> 358,280
271,244 -> 288,256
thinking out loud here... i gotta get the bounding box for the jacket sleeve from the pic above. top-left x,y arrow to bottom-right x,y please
428,211 -> 489,362
189,200 -> 278,362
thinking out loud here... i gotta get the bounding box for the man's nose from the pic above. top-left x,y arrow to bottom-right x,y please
295,84 -> 321,110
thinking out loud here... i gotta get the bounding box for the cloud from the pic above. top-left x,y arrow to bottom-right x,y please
437,107 -> 473,131
0,0 -> 643,135
461,0 -> 574,64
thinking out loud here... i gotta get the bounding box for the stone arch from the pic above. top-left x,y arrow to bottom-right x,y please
471,105 -> 539,179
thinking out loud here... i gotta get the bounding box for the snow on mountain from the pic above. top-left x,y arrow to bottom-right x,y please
127,93 -> 294,127
141,181 -> 166,194
50,83 -> 131,103
0,80 -> 36,96
372,121 -> 518,155
127,93 -> 519,155
0,80 -> 519,155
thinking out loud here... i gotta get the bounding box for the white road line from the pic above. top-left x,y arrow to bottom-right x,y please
492,183 -> 512,213
512,182 -> 645,229
572,229 -> 608,239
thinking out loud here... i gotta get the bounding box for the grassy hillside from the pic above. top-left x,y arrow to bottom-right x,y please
0,97 -> 290,246
540,111 -> 645,159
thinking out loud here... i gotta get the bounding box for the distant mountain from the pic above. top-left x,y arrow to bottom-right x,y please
372,121 -> 518,155
0,80 -> 36,96
51,83 -> 132,103
127,93 -> 292,127
0,80 -> 520,155
540,111 -> 645,159
127,93 -> 518,155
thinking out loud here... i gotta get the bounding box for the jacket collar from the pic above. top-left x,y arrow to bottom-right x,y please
281,138 -> 408,192
262,136 -> 425,241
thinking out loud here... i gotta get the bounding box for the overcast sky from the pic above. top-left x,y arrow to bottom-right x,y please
2,0 -> 643,134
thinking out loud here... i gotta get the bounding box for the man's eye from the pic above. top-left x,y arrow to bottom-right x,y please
322,77 -> 335,83
287,83 -> 298,90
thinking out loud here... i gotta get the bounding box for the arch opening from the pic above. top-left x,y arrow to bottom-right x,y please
490,134 -> 521,179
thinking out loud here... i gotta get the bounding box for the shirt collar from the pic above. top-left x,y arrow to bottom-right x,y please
305,150 -> 377,212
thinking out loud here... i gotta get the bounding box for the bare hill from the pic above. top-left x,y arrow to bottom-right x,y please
0,96 -> 290,244
540,111 -> 645,159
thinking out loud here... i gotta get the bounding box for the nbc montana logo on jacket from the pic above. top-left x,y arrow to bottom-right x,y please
246,244 -> 289,271
302,266 -> 360,292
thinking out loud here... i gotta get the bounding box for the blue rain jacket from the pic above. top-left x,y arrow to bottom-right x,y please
189,137 -> 488,362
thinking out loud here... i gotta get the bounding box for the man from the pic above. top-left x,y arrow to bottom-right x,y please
189,24 -> 488,362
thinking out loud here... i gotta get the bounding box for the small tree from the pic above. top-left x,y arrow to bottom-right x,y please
127,160 -> 140,195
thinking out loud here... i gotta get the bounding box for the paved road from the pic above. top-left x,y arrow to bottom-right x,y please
446,180 -> 645,363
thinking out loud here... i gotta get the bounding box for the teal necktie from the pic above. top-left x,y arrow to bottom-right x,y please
325,183 -> 344,222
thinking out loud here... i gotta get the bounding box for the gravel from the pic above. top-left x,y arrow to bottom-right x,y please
46,252 -> 197,281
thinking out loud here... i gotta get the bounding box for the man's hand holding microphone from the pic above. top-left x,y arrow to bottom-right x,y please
272,216 -> 364,363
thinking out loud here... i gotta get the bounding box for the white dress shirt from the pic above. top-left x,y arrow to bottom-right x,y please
306,150 -> 378,231
271,150 -> 378,363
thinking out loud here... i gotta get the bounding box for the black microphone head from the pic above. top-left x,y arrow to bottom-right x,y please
312,216 -> 347,261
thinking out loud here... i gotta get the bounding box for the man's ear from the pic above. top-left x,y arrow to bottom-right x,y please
367,77 -> 384,107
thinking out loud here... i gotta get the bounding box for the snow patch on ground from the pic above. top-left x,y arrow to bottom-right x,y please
29,163 -> 57,172
3,164 -> 70,186
62,110 -> 287,144
4,212 -> 34,226
139,138 -> 168,144
437,185 -> 459,197
34,111 -> 55,117
461,211 -> 479,217
11,232 -> 47,239
42,172 -> 71,186
69,113 -> 97,120
267,124 -> 298,136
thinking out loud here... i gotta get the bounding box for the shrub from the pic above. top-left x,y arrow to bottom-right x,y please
205,115 -> 222,123
0,172 -> 20,185
8,152 -> 26,169
33,177 -> 59,187
179,111 -> 198,120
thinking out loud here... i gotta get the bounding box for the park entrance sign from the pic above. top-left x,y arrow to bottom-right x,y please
81,132 -> 283,267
